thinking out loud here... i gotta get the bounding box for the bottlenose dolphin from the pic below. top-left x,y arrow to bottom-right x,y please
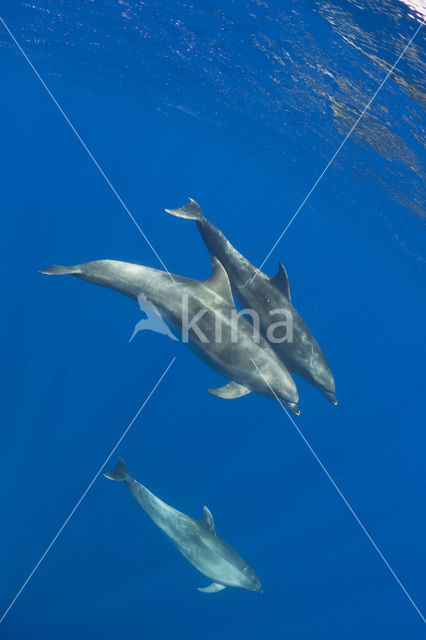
165,200 -> 337,404
104,457 -> 262,594
41,256 -> 300,413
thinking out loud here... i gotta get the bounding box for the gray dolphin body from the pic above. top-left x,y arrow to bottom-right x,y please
104,457 -> 262,593
165,200 -> 337,405
41,256 -> 300,413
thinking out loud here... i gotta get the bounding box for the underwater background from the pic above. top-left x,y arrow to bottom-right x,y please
0,1 -> 425,638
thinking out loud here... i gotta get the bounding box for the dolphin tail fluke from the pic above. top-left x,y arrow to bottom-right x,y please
165,198 -> 204,221
104,457 -> 129,482
39,264 -> 82,276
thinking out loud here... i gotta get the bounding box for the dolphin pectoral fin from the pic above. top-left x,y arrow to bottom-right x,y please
165,198 -> 204,221
208,381 -> 251,399
197,583 -> 226,594
270,262 -> 291,302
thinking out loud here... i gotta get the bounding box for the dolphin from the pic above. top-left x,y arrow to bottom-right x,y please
104,457 -> 262,594
165,199 -> 337,405
41,256 -> 300,413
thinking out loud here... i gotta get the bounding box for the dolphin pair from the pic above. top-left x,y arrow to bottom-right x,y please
165,199 -> 337,405
105,457 -> 262,594
41,257 -> 300,413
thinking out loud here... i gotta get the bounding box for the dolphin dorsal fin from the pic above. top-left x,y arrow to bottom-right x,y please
204,257 -> 234,306
200,506 -> 215,533
270,262 -> 291,302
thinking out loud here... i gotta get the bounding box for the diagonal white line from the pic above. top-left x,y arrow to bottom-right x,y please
0,16 -> 175,282
249,356 -> 426,624
0,356 -> 176,625
250,17 -> 425,283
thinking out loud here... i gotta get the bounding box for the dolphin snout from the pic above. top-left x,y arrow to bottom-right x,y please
324,391 -> 338,405
286,402 -> 301,416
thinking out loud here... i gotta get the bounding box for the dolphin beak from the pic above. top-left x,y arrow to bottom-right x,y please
325,391 -> 338,405
286,402 -> 301,416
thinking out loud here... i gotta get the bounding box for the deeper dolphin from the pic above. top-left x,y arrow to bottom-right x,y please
104,457 -> 262,593
165,200 -> 337,404
41,256 -> 300,413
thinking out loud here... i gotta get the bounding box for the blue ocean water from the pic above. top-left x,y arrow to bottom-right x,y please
1,1 -> 425,638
